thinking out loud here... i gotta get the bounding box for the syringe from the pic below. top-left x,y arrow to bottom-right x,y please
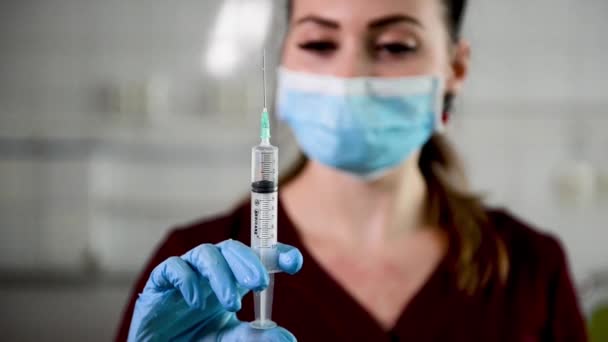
250,50 -> 279,330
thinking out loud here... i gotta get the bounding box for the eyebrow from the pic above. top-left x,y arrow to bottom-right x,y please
369,14 -> 422,29
294,14 -> 422,30
295,15 -> 339,29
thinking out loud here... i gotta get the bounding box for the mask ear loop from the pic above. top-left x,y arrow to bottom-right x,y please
442,93 -> 454,125
433,78 -> 448,133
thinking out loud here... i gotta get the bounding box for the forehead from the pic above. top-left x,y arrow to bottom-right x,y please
290,0 -> 443,25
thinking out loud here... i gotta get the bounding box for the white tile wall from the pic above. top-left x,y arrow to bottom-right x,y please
0,160 -> 89,270
449,101 -> 607,279
464,0 -> 608,103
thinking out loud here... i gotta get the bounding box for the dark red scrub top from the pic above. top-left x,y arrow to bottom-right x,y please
115,200 -> 588,341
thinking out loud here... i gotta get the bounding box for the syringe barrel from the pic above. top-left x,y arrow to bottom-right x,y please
251,142 -> 279,273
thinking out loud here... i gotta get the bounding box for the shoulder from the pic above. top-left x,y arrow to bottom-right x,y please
163,200 -> 250,253
486,208 -> 569,278
484,209 -> 587,340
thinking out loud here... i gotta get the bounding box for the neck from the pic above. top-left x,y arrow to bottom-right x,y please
282,155 -> 428,249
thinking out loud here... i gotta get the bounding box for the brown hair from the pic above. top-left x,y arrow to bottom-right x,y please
281,0 -> 509,294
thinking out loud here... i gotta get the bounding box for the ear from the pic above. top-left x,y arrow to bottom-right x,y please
446,40 -> 471,95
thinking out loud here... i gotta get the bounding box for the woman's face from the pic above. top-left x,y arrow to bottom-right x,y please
282,0 -> 470,95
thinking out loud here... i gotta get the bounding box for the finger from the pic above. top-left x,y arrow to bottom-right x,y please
215,323 -> 297,342
145,256 -> 211,309
182,244 -> 241,312
217,239 -> 269,291
277,243 -> 303,275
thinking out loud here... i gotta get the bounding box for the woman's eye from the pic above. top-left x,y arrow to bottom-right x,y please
298,41 -> 337,54
375,42 -> 417,57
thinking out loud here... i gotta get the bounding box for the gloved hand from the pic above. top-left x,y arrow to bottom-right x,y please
128,239 -> 303,342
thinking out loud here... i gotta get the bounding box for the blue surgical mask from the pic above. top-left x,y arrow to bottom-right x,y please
276,67 -> 444,180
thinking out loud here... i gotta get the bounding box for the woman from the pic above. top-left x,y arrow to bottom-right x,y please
117,0 -> 588,340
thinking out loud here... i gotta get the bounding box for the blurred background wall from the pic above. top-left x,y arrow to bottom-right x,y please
0,0 -> 606,340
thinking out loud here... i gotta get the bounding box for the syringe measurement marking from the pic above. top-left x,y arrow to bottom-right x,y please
255,214 -> 275,247
261,164 -> 274,177
260,152 -> 275,178
253,195 -> 276,247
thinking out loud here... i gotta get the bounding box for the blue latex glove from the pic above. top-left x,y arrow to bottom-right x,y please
128,239 -> 303,342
